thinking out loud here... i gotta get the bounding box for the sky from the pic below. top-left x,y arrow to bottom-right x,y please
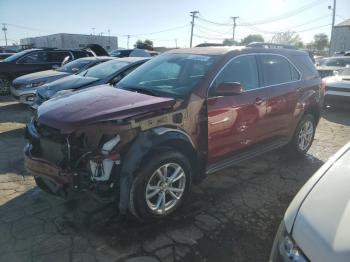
0,0 -> 349,48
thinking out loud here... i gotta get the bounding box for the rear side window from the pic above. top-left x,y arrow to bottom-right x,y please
259,55 -> 299,86
293,54 -> 318,79
48,51 -> 71,63
73,51 -> 92,58
19,51 -> 49,64
213,55 -> 259,91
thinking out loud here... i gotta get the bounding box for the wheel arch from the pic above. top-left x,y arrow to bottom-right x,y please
118,127 -> 201,214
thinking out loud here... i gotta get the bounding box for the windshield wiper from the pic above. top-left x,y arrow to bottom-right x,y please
124,87 -> 160,97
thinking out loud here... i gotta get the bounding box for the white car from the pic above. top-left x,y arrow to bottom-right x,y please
323,68 -> 350,105
270,141 -> 350,262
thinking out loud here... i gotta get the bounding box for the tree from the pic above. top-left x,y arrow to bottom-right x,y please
222,38 -> 239,46
240,34 -> 265,45
271,31 -> 301,46
313,33 -> 329,52
134,39 -> 154,50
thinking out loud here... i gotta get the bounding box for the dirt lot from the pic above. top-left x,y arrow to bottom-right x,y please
0,96 -> 349,262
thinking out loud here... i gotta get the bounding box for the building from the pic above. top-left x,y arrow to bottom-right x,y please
330,19 -> 350,55
20,33 -> 118,51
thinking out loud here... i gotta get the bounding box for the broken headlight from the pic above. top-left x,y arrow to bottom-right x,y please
89,135 -> 121,182
269,221 -> 308,262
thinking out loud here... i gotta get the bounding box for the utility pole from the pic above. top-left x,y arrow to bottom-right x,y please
231,16 -> 239,43
92,28 -> 95,35
189,11 -> 199,48
2,23 -> 8,46
329,0 -> 336,55
127,35 -> 130,48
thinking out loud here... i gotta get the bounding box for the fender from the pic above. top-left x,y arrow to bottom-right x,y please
118,127 -> 197,214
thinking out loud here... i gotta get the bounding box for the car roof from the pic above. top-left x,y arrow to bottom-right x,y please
111,57 -> 151,63
77,56 -> 114,61
167,46 -> 308,56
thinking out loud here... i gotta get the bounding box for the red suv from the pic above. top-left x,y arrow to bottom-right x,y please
25,46 -> 324,221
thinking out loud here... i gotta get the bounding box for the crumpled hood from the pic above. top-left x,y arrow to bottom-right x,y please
37,85 -> 176,134
13,70 -> 70,87
292,146 -> 350,262
37,74 -> 99,99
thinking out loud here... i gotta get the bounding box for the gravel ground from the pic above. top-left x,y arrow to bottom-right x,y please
0,96 -> 349,262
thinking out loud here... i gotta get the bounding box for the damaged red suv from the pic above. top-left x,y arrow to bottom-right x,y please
25,46 -> 323,221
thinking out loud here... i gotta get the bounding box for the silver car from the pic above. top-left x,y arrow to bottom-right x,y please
10,56 -> 113,105
323,68 -> 350,105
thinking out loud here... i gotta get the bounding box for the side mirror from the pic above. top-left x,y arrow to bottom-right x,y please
211,82 -> 244,96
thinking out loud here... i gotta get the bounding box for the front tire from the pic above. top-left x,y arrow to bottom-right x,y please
288,114 -> 316,157
129,150 -> 192,222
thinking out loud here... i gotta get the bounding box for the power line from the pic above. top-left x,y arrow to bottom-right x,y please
122,24 -> 188,37
195,24 -> 232,37
240,0 -> 327,26
239,14 -> 332,35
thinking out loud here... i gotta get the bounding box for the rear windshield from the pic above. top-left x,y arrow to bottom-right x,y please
57,59 -> 92,73
319,57 -> 350,67
78,59 -> 129,79
2,49 -> 33,62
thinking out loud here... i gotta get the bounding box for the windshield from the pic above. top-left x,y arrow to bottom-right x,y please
57,59 -> 92,73
340,68 -> 350,76
118,53 -> 217,98
78,59 -> 129,79
2,49 -> 34,62
319,57 -> 350,67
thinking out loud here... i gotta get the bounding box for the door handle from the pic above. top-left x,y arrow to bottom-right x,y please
255,97 -> 265,105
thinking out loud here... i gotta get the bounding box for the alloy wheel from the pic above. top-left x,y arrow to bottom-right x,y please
145,163 -> 186,215
298,120 -> 314,151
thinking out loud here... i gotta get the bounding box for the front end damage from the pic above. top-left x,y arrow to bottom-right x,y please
24,103 -> 201,214
24,117 -> 137,203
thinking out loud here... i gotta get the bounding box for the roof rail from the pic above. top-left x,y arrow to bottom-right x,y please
247,42 -> 297,50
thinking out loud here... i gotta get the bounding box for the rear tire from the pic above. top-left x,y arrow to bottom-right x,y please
288,114 -> 316,157
128,150 -> 192,222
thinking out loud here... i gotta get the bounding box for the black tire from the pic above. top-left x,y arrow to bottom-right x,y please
128,150 -> 192,222
0,77 -> 11,96
288,114 -> 316,157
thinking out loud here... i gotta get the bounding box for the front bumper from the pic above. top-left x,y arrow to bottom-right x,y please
24,144 -> 71,187
10,85 -> 37,105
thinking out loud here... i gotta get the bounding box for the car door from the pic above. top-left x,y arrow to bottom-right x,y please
207,54 -> 268,165
257,54 -> 301,140
15,51 -> 51,77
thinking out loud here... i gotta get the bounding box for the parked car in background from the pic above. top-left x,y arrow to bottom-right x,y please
316,56 -> 350,78
0,48 -> 93,95
32,57 -> 150,108
24,46 -> 323,222
270,142 -> 350,262
10,56 -> 114,105
0,53 -> 15,61
323,68 -> 350,106
109,48 -> 152,58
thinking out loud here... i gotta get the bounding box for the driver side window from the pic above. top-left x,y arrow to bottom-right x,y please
213,55 -> 259,91
19,51 -> 49,64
